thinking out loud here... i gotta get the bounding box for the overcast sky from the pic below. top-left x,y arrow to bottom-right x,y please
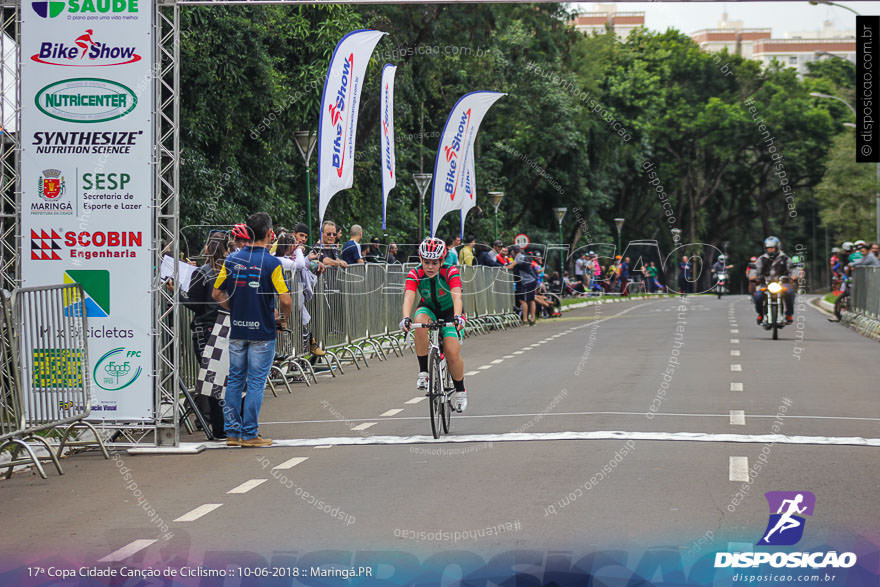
569,2 -> 880,38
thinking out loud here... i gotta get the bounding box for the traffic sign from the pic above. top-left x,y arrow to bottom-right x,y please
514,233 -> 529,248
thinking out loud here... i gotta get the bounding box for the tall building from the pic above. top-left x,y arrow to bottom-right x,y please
690,14 -> 855,75
570,4 -> 645,40
690,12 -> 771,59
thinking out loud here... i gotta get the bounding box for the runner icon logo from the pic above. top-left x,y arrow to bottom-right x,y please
757,491 -> 816,546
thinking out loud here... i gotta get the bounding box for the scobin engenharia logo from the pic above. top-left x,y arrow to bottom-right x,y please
714,491 -> 857,570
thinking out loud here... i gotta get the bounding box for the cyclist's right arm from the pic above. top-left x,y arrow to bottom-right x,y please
401,267 -> 422,330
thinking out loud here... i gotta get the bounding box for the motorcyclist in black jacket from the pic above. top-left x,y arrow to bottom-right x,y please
750,236 -> 795,325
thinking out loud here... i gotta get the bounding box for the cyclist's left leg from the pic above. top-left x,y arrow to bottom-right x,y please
413,306 -> 435,390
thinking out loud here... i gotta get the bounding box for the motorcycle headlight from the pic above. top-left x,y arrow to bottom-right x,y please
768,282 -> 783,294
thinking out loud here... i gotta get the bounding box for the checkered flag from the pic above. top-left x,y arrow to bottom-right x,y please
195,312 -> 230,399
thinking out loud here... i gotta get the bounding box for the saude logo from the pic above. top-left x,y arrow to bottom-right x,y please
714,491 -> 857,570
31,29 -> 142,67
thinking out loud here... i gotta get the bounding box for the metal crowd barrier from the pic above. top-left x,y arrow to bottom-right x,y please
851,266 -> 880,319
1,284 -> 108,479
177,263 -> 519,408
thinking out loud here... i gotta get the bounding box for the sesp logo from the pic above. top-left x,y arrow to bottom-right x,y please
758,491 -> 816,546
93,347 -> 142,391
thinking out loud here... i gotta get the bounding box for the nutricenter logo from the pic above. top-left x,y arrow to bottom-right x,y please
32,0 -> 139,19
36,78 -> 136,123
31,29 -> 142,67
714,490 -> 857,570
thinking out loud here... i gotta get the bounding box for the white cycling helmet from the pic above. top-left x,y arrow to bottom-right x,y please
418,237 -> 447,260
855,239 -> 867,247
842,241 -> 854,252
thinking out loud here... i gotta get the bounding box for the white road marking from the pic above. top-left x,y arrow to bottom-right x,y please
731,364 -> 742,371
478,365 -> 493,370
351,422 -> 376,431
729,411 -> 746,426
273,456 -> 309,470
503,355 -> 515,359
98,539 -> 157,563
729,457 -> 750,482
380,409 -> 403,417
313,445 -> 334,449
464,370 -> 480,376
491,359 -> 504,364
730,329 -> 739,334
512,351 -> 524,355
227,479 -> 268,494
247,430 -> 880,448
730,382 -> 744,392
730,350 -> 741,357
405,397 -> 427,404
730,338 -> 740,344
174,503 -> 223,522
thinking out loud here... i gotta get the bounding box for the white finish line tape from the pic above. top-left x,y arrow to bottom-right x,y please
205,430 -> 880,448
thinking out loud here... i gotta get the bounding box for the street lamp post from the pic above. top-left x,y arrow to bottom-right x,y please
811,92 -> 880,244
293,130 -> 317,243
614,217 -> 625,254
553,207 -> 567,277
671,228 -> 682,291
413,173 -> 433,241
489,191 -> 504,242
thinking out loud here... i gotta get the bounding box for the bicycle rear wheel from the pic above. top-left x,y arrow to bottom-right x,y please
428,349 -> 444,439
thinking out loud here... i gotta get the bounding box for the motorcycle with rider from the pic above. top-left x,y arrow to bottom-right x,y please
711,255 -> 734,299
750,236 -> 795,339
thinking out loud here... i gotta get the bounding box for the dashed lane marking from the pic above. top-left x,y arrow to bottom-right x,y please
731,364 -> 742,371
380,409 -> 403,417
729,456 -> 750,482
174,503 -> 223,522
731,382 -> 744,391
464,371 -> 480,376
729,411 -> 746,426
730,339 -> 740,344
491,359 -> 504,364
227,479 -> 268,494
405,397 -> 427,404
351,422 -> 376,431
730,350 -> 741,357
98,540 -> 157,563
273,456 -> 309,470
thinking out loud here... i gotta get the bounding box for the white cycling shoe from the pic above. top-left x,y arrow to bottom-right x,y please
452,391 -> 467,413
416,371 -> 429,391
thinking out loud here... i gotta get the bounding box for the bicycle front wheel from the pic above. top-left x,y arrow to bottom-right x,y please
428,349 -> 444,439
441,362 -> 453,433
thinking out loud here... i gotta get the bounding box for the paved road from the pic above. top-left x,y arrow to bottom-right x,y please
1,295 -> 878,585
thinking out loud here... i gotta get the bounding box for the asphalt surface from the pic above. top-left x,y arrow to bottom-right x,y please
1,294 -> 879,584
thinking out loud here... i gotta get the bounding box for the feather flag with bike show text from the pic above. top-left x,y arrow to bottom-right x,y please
430,91 -> 505,237
318,29 -> 387,225
380,64 -> 397,230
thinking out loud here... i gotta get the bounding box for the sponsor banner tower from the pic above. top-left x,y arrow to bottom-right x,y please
21,0 -> 154,421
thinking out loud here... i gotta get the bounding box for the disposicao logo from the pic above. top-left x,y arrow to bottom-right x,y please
714,490 -> 857,570
31,29 -> 142,67
759,491 -> 815,546
35,78 -> 137,123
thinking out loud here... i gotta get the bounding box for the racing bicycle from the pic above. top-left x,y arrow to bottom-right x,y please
409,320 -> 460,439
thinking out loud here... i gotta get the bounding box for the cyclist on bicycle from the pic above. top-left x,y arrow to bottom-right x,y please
399,237 -> 468,412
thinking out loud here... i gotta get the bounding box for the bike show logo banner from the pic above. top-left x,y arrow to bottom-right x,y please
21,0 -> 153,421
318,29 -> 386,225
430,90 -> 505,237
379,63 -> 396,231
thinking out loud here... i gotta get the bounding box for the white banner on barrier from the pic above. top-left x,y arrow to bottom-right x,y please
318,29 -> 386,225
379,64 -> 396,230
20,0 -> 154,421
430,91 -> 505,237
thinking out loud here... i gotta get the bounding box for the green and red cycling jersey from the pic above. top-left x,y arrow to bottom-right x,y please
405,263 -> 462,313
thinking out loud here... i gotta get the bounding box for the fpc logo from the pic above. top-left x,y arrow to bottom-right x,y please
758,491 -> 816,546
